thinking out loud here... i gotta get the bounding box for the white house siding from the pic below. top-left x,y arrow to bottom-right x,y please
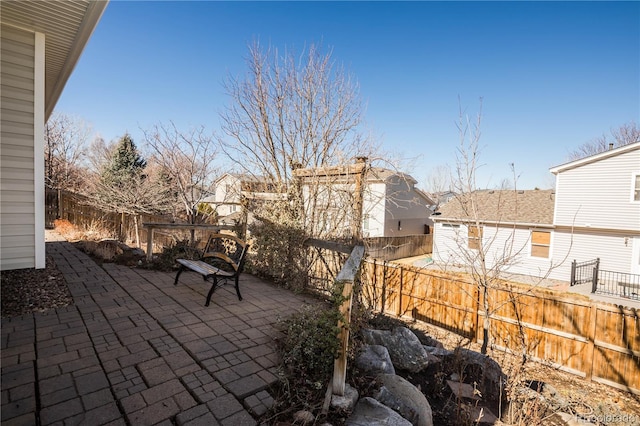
485,226 -> 555,279
362,182 -> 386,237
212,174 -> 241,216
433,222 -> 555,277
549,228 -> 636,280
554,147 -> 640,231
1,24 -> 40,270
432,222 -> 464,264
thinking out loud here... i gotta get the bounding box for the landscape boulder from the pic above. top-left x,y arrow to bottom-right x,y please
355,345 -> 396,375
361,327 -> 432,372
375,374 -> 433,426
345,397 -> 412,426
441,348 -> 507,412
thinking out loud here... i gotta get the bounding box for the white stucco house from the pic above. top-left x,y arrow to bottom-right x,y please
432,142 -> 640,282
1,1 -> 108,270
294,163 -> 435,238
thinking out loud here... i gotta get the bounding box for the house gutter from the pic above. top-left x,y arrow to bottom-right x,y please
432,217 -> 555,229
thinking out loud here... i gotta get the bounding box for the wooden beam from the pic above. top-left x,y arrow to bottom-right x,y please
142,223 -> 236,261
332,246 -> 365,396
304,238 -> 354,255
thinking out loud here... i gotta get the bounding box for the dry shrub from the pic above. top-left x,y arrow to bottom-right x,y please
53,218 -> 115,242
53,219 -> 77,236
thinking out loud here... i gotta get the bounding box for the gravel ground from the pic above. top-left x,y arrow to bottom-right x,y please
1,256 -> 73,318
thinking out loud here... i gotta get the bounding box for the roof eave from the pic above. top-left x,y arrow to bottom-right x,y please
432,216 -> 555,228
45,1 -> 109,120
549,142 -> 640,175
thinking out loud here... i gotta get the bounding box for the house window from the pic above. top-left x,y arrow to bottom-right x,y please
531,230 -> 551,258
468,226 -> 482,250
634,173 -> 640,202
363,214 -> 370,231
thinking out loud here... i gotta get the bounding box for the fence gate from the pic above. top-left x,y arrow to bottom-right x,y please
570,258 -> 599,286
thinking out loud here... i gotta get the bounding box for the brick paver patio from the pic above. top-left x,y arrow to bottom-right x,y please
2,240 -> 320,425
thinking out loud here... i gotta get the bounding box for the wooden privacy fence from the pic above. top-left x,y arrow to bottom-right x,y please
45,188 -> 224,253
364,234 -> 432,261
357,259 -> 639,394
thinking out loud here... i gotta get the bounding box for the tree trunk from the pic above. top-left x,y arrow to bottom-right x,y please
481,284 -> 490,354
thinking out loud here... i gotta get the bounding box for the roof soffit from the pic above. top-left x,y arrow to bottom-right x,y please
1,0 -> 108,119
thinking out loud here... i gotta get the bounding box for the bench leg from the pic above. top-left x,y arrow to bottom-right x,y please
205,276 -> 218,307
234,276 -> 242,301
174,265 -> 186,286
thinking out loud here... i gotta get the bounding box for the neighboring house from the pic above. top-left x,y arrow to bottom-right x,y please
549,142 -> 640,278
432,142 -> 640,281
432,189 -> 556,278
205,173 -> 244,217
203,173 -> 285,222
295,162 -> 435,238
1,1 -> 108,270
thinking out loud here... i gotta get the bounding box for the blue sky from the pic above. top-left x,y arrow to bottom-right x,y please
56,1 -> 640,190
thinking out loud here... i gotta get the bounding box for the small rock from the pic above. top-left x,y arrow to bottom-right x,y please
447,380 -> 481,401
293,410 -> 315,425
331,384 -> 359,411
422,336 -> 444,348
467,406 -> 499,425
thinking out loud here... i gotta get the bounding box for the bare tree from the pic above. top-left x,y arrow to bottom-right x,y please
85,136 -> 117,174
440,101 -> 571,358
568,121 -> 639,160
448,101 -> 534,354
91,134 -> 172,247
143,122 -> 219,226
44,112 -> 92,192
218,41 -> 373,190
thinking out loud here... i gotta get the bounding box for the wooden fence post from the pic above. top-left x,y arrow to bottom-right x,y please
332,246 -> 364,396
585,304 -> 598,381
397,265 -> 404,317
472,286 -> 480,343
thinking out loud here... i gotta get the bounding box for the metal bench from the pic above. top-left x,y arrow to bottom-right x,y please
618,281 -> 640,299
174,233 -> 249,306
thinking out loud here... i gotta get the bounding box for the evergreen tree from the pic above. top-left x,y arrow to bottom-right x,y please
101,134 -> 147,189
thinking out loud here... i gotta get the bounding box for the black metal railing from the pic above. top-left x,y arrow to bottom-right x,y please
594,270 -> 640,300
570,258 -> 599,287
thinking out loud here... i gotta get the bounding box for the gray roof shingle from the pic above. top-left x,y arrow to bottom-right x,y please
436,189 -> 555,225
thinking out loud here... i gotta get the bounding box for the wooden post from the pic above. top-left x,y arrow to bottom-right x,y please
57,189 -> 63,219
332,246 -> 365,396
351,157 -> 367,241
472,286 -> 480,343
397,265 -> 403,317
146,226 -> 155,261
